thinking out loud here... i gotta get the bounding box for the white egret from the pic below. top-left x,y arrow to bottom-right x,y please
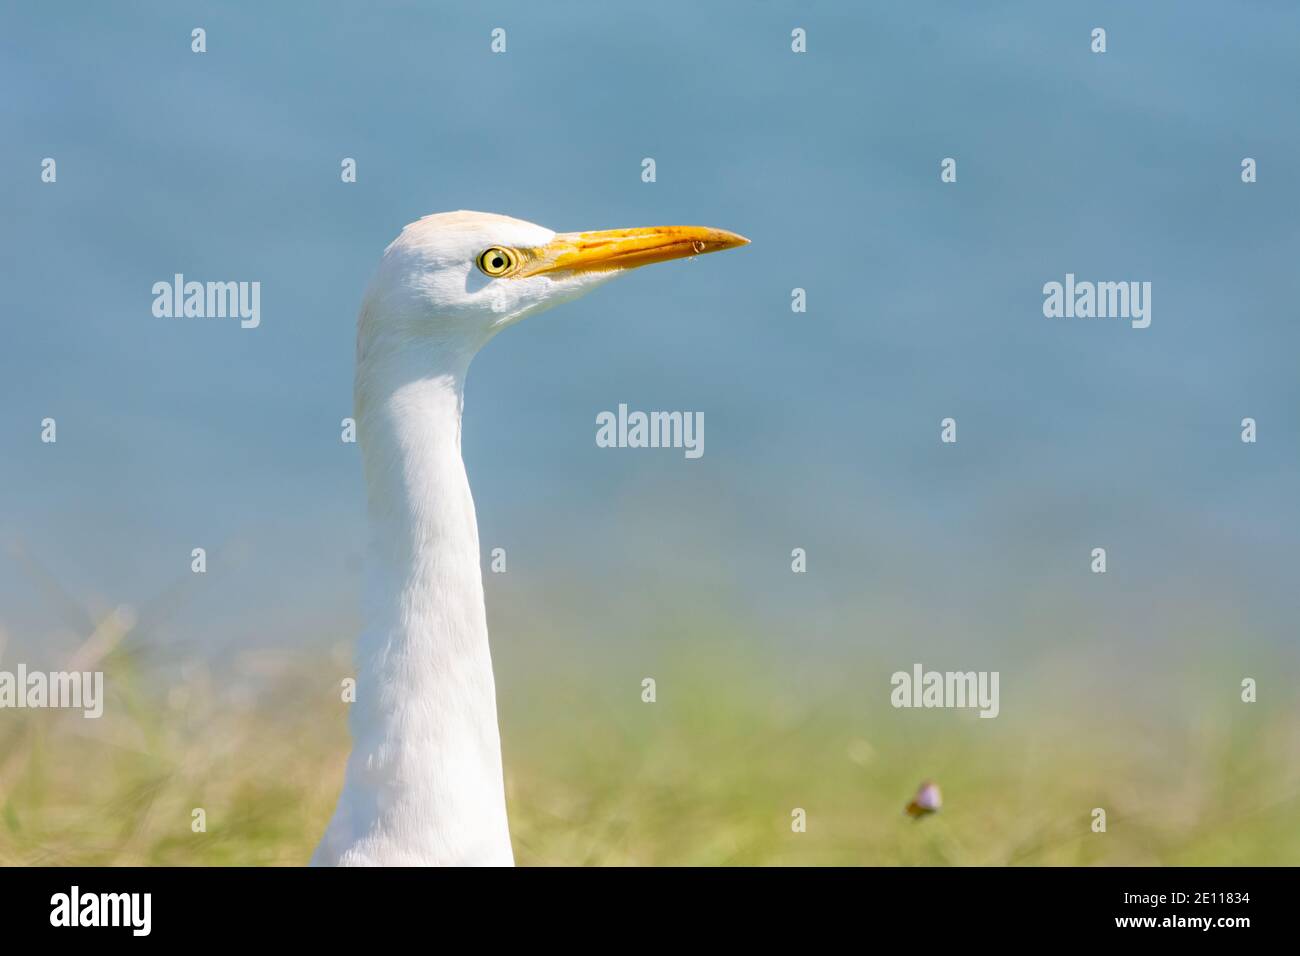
313,211 -> 748,866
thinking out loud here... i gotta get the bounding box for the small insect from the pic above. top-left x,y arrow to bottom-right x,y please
905,780 -> 942,818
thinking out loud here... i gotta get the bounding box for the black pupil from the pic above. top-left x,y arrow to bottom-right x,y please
491,256 -> 504,269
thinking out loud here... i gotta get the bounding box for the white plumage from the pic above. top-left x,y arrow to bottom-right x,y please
313,211 -> 747,866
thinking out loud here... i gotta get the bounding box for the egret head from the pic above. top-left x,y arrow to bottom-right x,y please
358,210 -> 749,360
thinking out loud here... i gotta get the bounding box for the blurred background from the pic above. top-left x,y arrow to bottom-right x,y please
1,1 -> 1297,864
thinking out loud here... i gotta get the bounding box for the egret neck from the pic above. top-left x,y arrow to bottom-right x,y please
317,332 -> 511,865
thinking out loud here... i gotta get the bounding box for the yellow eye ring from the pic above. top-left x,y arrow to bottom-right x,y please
476,246 -> 518,277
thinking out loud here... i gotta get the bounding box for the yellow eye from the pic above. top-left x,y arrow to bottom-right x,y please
476,246 -> 517,277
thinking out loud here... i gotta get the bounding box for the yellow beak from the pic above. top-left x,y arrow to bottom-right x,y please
515,225 -> 749,277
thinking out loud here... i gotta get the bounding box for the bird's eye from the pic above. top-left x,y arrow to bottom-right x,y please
476,247 -> 517,277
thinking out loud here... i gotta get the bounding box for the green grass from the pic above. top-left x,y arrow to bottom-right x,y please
2,637 -> 1297,865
